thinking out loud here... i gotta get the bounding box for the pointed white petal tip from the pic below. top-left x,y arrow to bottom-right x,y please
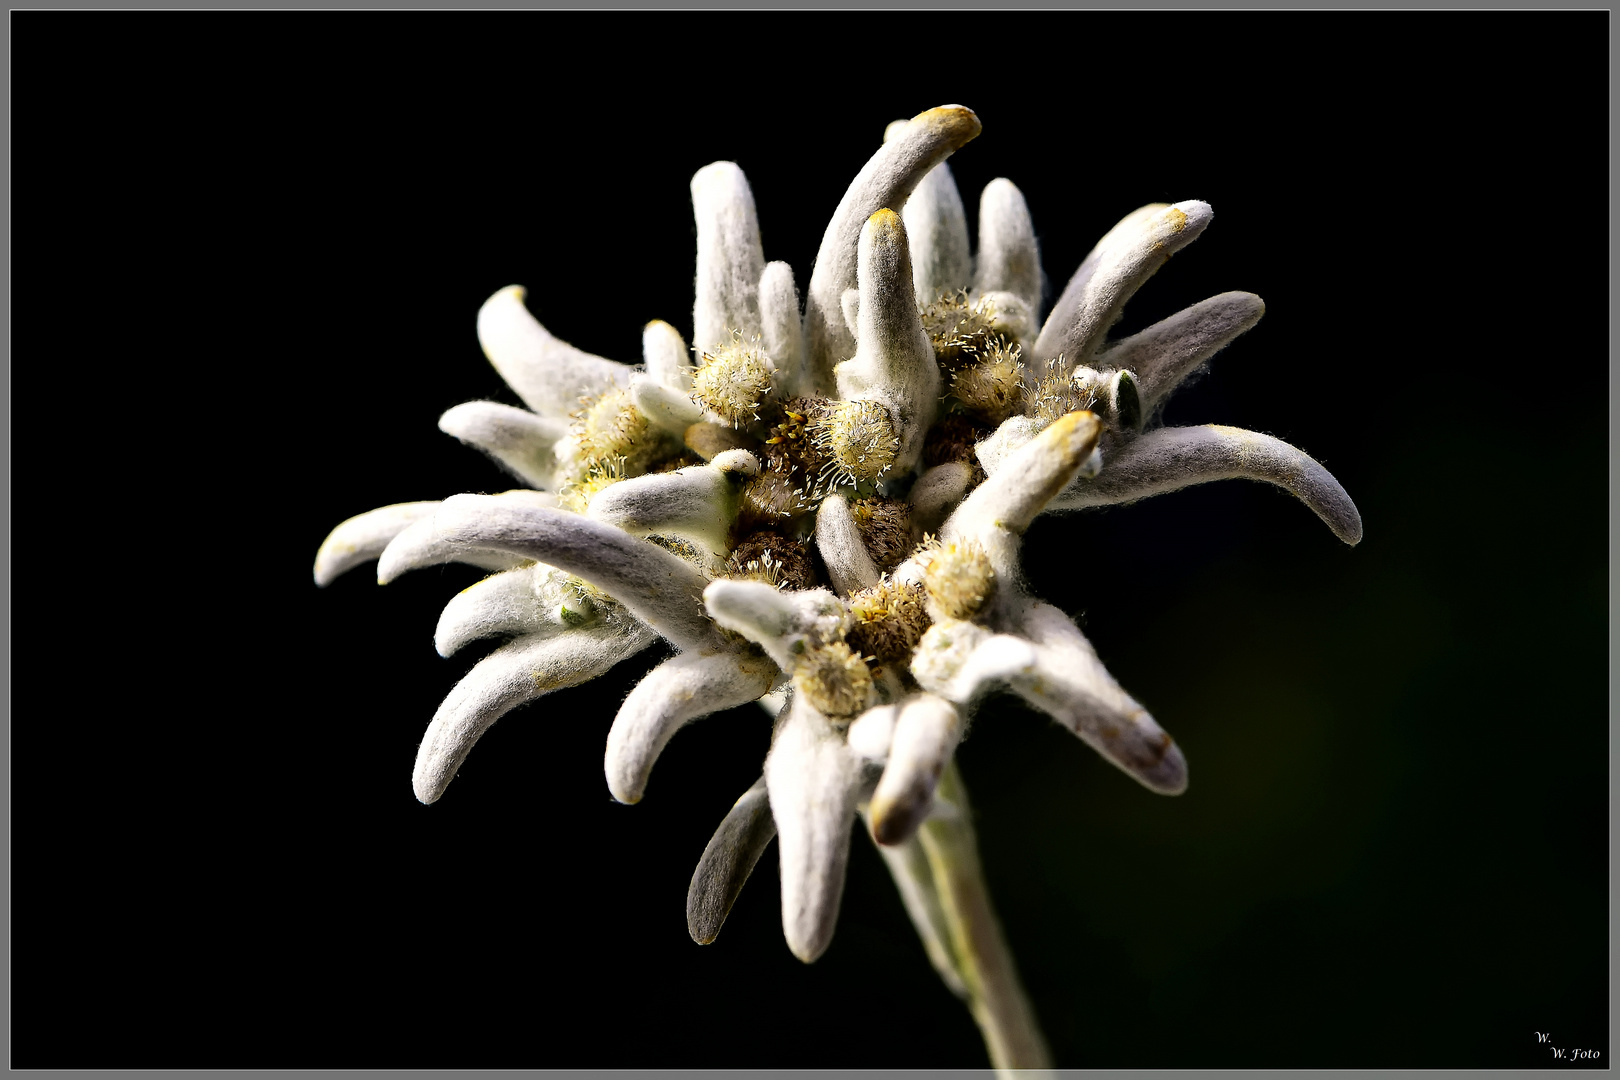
973,179 -> 1040,311
476,285 -> 629,418
376,513 -> 526,585
947,410 -> 1102,543
604,651 -> 776,805
767,695 -> 861,964
433,564 -> 550,659
641,320 -> 692,391
687,777 -> 776,945
912,104 -> 979,135
1053,424 -> 1361,545
437,401 -> 566,489
411,623 -> 655,804
816,494 -> 880,598
313,501 -> 441,587
868,694 -> 961,845
690,160 -> 749,202
1142,741 -> 1188,796
1173,199 -> 1213,232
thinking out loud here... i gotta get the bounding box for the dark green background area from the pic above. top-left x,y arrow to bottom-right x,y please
17,13 -> 1606,1070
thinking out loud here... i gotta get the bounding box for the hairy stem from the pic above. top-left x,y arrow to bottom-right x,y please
887,759 -> 1052,1072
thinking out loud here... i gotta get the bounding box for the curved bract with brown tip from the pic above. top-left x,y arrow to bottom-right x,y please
805,105 -> 981,390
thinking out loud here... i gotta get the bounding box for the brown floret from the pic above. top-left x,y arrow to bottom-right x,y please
762,396 -> 833,480
735,468 -> 815,536
920,289 -> 1001,372
846,577 -> 930,660
923,414 -> 992,487
849,497 -> 912,570
1025,358 -> 1098,425
947,337 -> 1025,424
725,530 -> 818,591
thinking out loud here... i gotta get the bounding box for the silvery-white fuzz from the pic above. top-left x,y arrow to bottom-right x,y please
314,103 -> 1359,974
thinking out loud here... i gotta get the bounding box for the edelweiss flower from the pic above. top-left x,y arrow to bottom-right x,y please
314,103 -> 1359,1069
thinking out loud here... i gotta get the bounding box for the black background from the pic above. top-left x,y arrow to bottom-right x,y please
17,12 -> 1608,1070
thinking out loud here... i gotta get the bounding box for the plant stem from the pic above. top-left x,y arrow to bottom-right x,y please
881,758 -> 1052,1072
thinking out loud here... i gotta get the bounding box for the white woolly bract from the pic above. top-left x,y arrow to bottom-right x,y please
313,501 -> 440,587
758,260 -> 807,397
839,287 -> 861,341
815,494 -> 881,598
765,692 -> 865,963
833,209 -> 939,476
438,401 -> 567,490
378,492 -> 556,585
377,521 -> 529,584
804,105 -> 981,392
605,650 -> 778,805
1033,200 -> 1214,369
868,693 -> 963,845
412,621 -> 656,805
899,160 -> 970,304
433,495 -> 725,651
943,411 -> 1102,605
476,285 -> 631,418
846,702 -> 899,762
434,563 -> 556,658
975,415 -> 1043,478
973,178 -> 1041,315
642,319 -> 693,391
691,162 -> 765,357
701,579 -> 847,671
909,617 -> 999,704
910,608 -> 1186,796
1012,602 -> 1186,795
586,450 -> 758,556
1050,424 -> 1363,545
907,462 -> 973,537
630,374 -> 703,437
687,775 -> 776,945
1098,290 -> 1265,410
